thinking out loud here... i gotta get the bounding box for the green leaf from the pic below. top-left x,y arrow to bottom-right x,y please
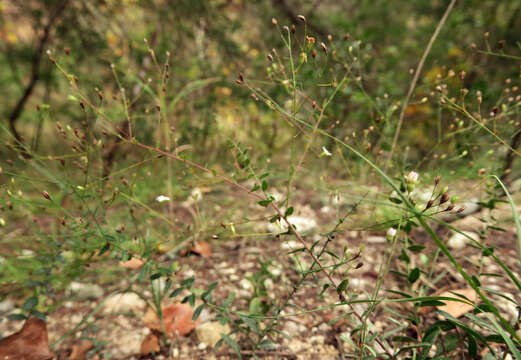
240,315 -> 260,334
408,268 -> 420,283
150,273 -> 161,280
269,214 -> 279,223
258,199 -> 273,207
221,333 -> 242,359
202,282 -> 218,300
398,249 -> 410,263
22,296 -> 38,311
285,207 -> 294,217
262,181 -> 268,191
467,335 -> 477,358
98,243 -> 110,256
418,300 -> 446,307
320,283 -> 332,296
408,245 -> 426,252
7,313 -> 27,321
192,304 -> 204,321
163,278 -> 173,296
182,293 -> 196,307
169,288 -> 183,298
181,276 -> 195,289
336,279 -> 349,294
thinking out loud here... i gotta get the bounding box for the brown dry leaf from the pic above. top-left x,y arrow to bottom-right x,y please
119,257 -> 144,269
143,304 -> 200,338
191,241 -> 212,257
436,287 -> 478,318
323,312 -> 345,329
140,333 -> 160,355
69,339 -> 94,360
0,318 -> 53,360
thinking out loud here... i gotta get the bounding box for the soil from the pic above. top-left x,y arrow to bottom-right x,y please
1,187 -> 520,359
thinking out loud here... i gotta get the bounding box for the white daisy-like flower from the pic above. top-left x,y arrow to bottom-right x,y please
156,195 -> 171,203
321,146 -> 332,157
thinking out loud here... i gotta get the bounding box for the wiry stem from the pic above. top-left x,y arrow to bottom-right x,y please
386,0 -> 457,171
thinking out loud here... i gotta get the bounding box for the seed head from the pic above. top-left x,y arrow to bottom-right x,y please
42,191 -> 51,200
426,199 -> 434,209
291,24 -> 296,34
456,206 -> 466,214
434,175 -> 441,185
445,204 -> 455,212
272,18 -> 278,25
297,15 -> 306,23
312,49 -> 317,58
320,42 -> 328,54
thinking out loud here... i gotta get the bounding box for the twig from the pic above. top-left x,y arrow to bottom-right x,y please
385,0 -> 457,171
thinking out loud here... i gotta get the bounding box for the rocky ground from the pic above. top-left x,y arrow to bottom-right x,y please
1,183 -> 520,359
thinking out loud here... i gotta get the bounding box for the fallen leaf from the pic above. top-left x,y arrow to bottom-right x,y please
143,304 -> 200,338
69,339 -> 94,360
192,241 -> 212,257
119,257 -> 144,269
436,288 -> 478,318
140,333 -> 160,355
323,312 -> 345,329
0,318 -> 53,360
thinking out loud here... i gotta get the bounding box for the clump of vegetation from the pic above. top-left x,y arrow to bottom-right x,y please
1,1 -> 521,358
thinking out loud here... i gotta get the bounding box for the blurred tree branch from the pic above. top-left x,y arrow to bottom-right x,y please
8,0 -> 69,154
272,0 -> 328,38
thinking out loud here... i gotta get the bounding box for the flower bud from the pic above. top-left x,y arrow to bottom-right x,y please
386,227 -> 397,241
406,171 -> 419,184
434,175 -> 441,185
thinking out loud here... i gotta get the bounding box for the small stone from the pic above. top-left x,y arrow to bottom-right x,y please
69,282 -> 104,300
239,279 -> 251,290
267,216 -> 317,234
447,231 -> 479,250
459,198 -> 480,216
451,216 -> 484,232
283,321 -> 306,337
366,236 -> 385,244
0,299 -> 14,313
195,322 -> 230,347
102,293 -> 146,314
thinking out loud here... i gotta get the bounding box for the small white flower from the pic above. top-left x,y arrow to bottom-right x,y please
156,195 -> 171,203
406,171 -> 419,184
386,227 -> 397,240
190,188 -> 203,202
321,146 -> 332,157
